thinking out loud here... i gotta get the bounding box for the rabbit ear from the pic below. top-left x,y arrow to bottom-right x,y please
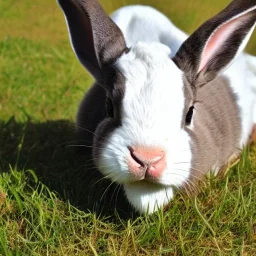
57,0 -> 127,81
173,0 -> 256,85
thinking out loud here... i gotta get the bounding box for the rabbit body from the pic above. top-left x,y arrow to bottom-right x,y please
58,0 -> 256,214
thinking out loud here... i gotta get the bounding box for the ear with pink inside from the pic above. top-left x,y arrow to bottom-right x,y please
173,0 -> 256,85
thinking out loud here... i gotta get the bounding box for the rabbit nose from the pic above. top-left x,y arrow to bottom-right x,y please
128,147 -> 166,180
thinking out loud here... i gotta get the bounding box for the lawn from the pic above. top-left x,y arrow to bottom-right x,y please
0,0 -> 256,255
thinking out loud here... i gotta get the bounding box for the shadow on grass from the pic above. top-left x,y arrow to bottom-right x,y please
0,117 -> 136,219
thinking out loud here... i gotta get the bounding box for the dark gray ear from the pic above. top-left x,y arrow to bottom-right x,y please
57,0 -> 127,81
173,0 -> 256,85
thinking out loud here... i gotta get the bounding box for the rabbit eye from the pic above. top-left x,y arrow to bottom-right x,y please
185,106 -> 194,125
105,97 -> 114,117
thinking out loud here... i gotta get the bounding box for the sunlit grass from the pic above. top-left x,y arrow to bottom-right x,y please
0,147 -> 256,255
0,0 -> 256,255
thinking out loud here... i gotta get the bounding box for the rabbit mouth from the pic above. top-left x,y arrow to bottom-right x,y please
128,176 -> 170,187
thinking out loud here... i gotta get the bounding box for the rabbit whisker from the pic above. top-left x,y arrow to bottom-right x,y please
100,175 -> 120,202
73,124 -> 108,141
171,168 -> 206,185
170,164 -> 205,175
110,183 -> 122,207
86,173 -> 114,192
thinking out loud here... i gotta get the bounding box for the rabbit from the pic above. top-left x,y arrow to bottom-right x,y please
57,0 -> 256,214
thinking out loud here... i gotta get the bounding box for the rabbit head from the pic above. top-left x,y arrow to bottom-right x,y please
58,0 -> 256,213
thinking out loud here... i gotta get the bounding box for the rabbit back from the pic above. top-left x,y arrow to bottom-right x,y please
111,5 -> 188,57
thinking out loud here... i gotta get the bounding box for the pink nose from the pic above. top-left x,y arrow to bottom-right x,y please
128,147 -> 166,180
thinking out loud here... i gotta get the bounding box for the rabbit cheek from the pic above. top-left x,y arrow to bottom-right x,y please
92,118 -> 119,167
92,118 -> 132,183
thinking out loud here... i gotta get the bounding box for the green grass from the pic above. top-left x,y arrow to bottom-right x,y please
0,0 -> 256,255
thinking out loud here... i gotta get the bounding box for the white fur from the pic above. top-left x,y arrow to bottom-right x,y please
124,182 -> 174,214
246,54 -> 256,125
111,5 -> 188,57
99,42 -> 192,213
105,6 -> 191,213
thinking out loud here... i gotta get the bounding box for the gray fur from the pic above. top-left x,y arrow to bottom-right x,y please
58,0 -> 128,158
183,76 -> 241,184
76,84 -> 106,155
175,0 -> 256,187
